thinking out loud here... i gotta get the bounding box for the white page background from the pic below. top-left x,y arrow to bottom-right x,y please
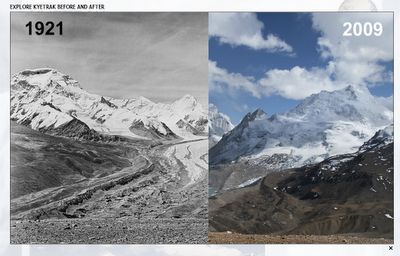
0,0 -> 398,255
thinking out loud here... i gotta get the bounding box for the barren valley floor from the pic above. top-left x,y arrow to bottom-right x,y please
208,232 -> 394,244
10,122 -> 208,243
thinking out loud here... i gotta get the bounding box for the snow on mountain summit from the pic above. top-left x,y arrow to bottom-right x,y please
12,68 -> 81,90
208,103 -> 234,147
210,85 -> 393,168
173,94 -> 197,107
359,124 -> 394,152
11,68 -> 207,140
286,85 -> 392,125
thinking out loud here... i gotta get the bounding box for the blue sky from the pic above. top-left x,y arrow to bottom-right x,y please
209,13 -> 393,124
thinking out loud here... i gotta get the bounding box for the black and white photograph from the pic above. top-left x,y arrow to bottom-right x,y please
10,12 -> 209,244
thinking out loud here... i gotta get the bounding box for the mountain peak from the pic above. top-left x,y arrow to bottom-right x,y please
210,85 -> 393,166
173,94 -> 198,109
251,108 -> 267,119
100,96 -> 118,109
179,94 -> 197,103
342,84 -> 372,97
359,124 -> 394,152
343,84 -> 366,99
11,68 -> 208,141
287,84 -> 386,124
243,108 -> 267,123
136,96 -> 153,105
344,84 -> 355,92
208,103 -> 235,147
13,68 -> 81,90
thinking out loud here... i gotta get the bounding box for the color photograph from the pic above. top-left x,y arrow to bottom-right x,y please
208,12 -> 394,244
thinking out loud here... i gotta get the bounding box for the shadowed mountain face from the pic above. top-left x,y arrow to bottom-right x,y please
209,128 -> 393,239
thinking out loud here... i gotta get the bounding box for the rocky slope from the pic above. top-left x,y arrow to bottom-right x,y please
209,126 -> 394,239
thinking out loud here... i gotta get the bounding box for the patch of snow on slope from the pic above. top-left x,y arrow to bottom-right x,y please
384,213 -> 394,220
237,177 -> 262,188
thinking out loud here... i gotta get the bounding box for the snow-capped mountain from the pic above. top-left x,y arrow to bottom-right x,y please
210,85 -> 393,167
11,68 -> 207,140
208,103 -> 234,147
359,124 -> 393,152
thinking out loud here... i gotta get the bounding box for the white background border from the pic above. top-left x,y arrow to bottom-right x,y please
0,1 -> 398,255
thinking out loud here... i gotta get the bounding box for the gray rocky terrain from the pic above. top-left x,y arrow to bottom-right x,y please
10,68 -> 209,244
11,121 -> 208,244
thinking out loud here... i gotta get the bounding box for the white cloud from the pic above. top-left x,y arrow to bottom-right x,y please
312,13 -> 393,86
211,13 -> 393,101
209,61 -> 261,98
259,63 -> 348,100
210,60 -> 346,100
211,60 -> 345,100
157,245 -> 244,256
209,13 -> 293,53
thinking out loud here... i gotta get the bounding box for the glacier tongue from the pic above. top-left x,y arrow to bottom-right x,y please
210,85 -> 393,168
11,68 -> 207,140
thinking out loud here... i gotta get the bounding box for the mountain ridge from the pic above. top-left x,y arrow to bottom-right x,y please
210,85 -> 393,168
208,103 -> 234,147
11,68 -> 207,141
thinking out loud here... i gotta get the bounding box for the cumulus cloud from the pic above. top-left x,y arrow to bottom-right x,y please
210,60 -> 345,100
209,61 -> 261,98
211,13 -> 393,101
312,13 -> 393,86
259,63 -> 347,100
209,13 -> 293,53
